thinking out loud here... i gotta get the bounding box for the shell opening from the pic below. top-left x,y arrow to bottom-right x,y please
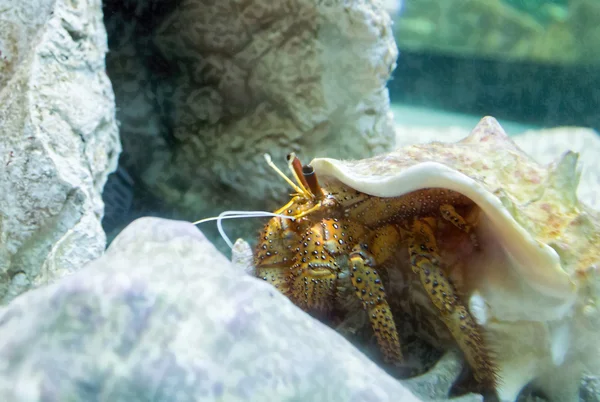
310,159 -> 578,322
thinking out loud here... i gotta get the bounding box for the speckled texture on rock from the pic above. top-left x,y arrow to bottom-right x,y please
0,217 -> 422,402
105,0 -> 397,223
0,0 -> 120,304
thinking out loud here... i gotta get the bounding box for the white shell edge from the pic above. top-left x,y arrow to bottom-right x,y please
310,159 -> 577,300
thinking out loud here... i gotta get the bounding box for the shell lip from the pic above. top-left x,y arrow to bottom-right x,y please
310,158 -> 577,300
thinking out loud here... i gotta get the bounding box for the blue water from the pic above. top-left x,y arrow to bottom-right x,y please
388,51 -> 600,133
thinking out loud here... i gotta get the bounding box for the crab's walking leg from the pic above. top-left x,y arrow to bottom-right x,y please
440,204 -> 480,249
409,218 -> 497,386
349,252 -> 403,364
440,204 -> 471,232
256,267 -> 291,295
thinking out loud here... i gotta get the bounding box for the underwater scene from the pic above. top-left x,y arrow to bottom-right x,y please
0,0 -> 599,401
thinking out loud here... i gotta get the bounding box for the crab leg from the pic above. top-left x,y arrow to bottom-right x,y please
439,204 -> 480,249
349,252 -> 403,364
409,218 -> 497,386
256,267 -> 291,295
440,204 -> 471,231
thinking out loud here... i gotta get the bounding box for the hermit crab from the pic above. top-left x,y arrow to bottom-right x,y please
249,117 -> 600,402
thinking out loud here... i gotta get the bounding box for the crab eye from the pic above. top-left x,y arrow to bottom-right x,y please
302,165 -> 313,174
302,164 -> 323,199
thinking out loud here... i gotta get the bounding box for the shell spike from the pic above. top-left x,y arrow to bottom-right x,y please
463,117 -> 519,152
544,151 -> 581,207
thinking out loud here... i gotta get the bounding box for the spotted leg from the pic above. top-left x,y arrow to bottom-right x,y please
349,250 -> 403,364
409,218 -> 497,386
256,267 -> 291,296
440,204 -> 480,249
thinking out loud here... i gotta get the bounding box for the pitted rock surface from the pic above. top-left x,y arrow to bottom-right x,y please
0,217 -> 422,402
0,0 -> 120,304
104,0 -> 397,227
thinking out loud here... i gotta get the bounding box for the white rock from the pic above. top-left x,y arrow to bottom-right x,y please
381,0 -> 404,16
0,0 -> 120,303
0,217 -> 422,402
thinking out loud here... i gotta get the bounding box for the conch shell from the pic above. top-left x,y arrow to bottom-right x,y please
252,117 -> 600,401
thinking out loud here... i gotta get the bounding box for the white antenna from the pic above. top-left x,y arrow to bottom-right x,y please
194,210 -> 295,248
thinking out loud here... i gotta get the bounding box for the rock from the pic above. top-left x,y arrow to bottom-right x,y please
0,0 -> 120,303
0,217 -> 422,402
401,351 -> 482,402
382,0 -> 404,16
104,0 -> 397,230
580,376 -> 600,402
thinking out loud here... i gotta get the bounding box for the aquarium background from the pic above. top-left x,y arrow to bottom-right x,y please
101,0 -> 600,253
3,0 -> 600,399
388,0 -> 600,132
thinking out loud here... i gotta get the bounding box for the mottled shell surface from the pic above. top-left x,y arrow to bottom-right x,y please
310,117 -> 600,402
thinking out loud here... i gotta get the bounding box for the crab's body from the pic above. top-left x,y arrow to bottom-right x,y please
253,117 -> 600,402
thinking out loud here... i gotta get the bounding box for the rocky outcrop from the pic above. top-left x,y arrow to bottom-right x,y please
0,0 -> 120,304
104,0 -> 398,229
0,217 -> 421,402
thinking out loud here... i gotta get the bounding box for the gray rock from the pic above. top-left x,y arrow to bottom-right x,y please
0,217 -> 422,402
0,0 -> 120,303
402,351 -> 482,402
581,376 -> 600,402
104,0 -> 398,233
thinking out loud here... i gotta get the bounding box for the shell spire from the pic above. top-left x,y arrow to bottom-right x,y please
546,151 -> 581,207
461,117 -> 522,153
